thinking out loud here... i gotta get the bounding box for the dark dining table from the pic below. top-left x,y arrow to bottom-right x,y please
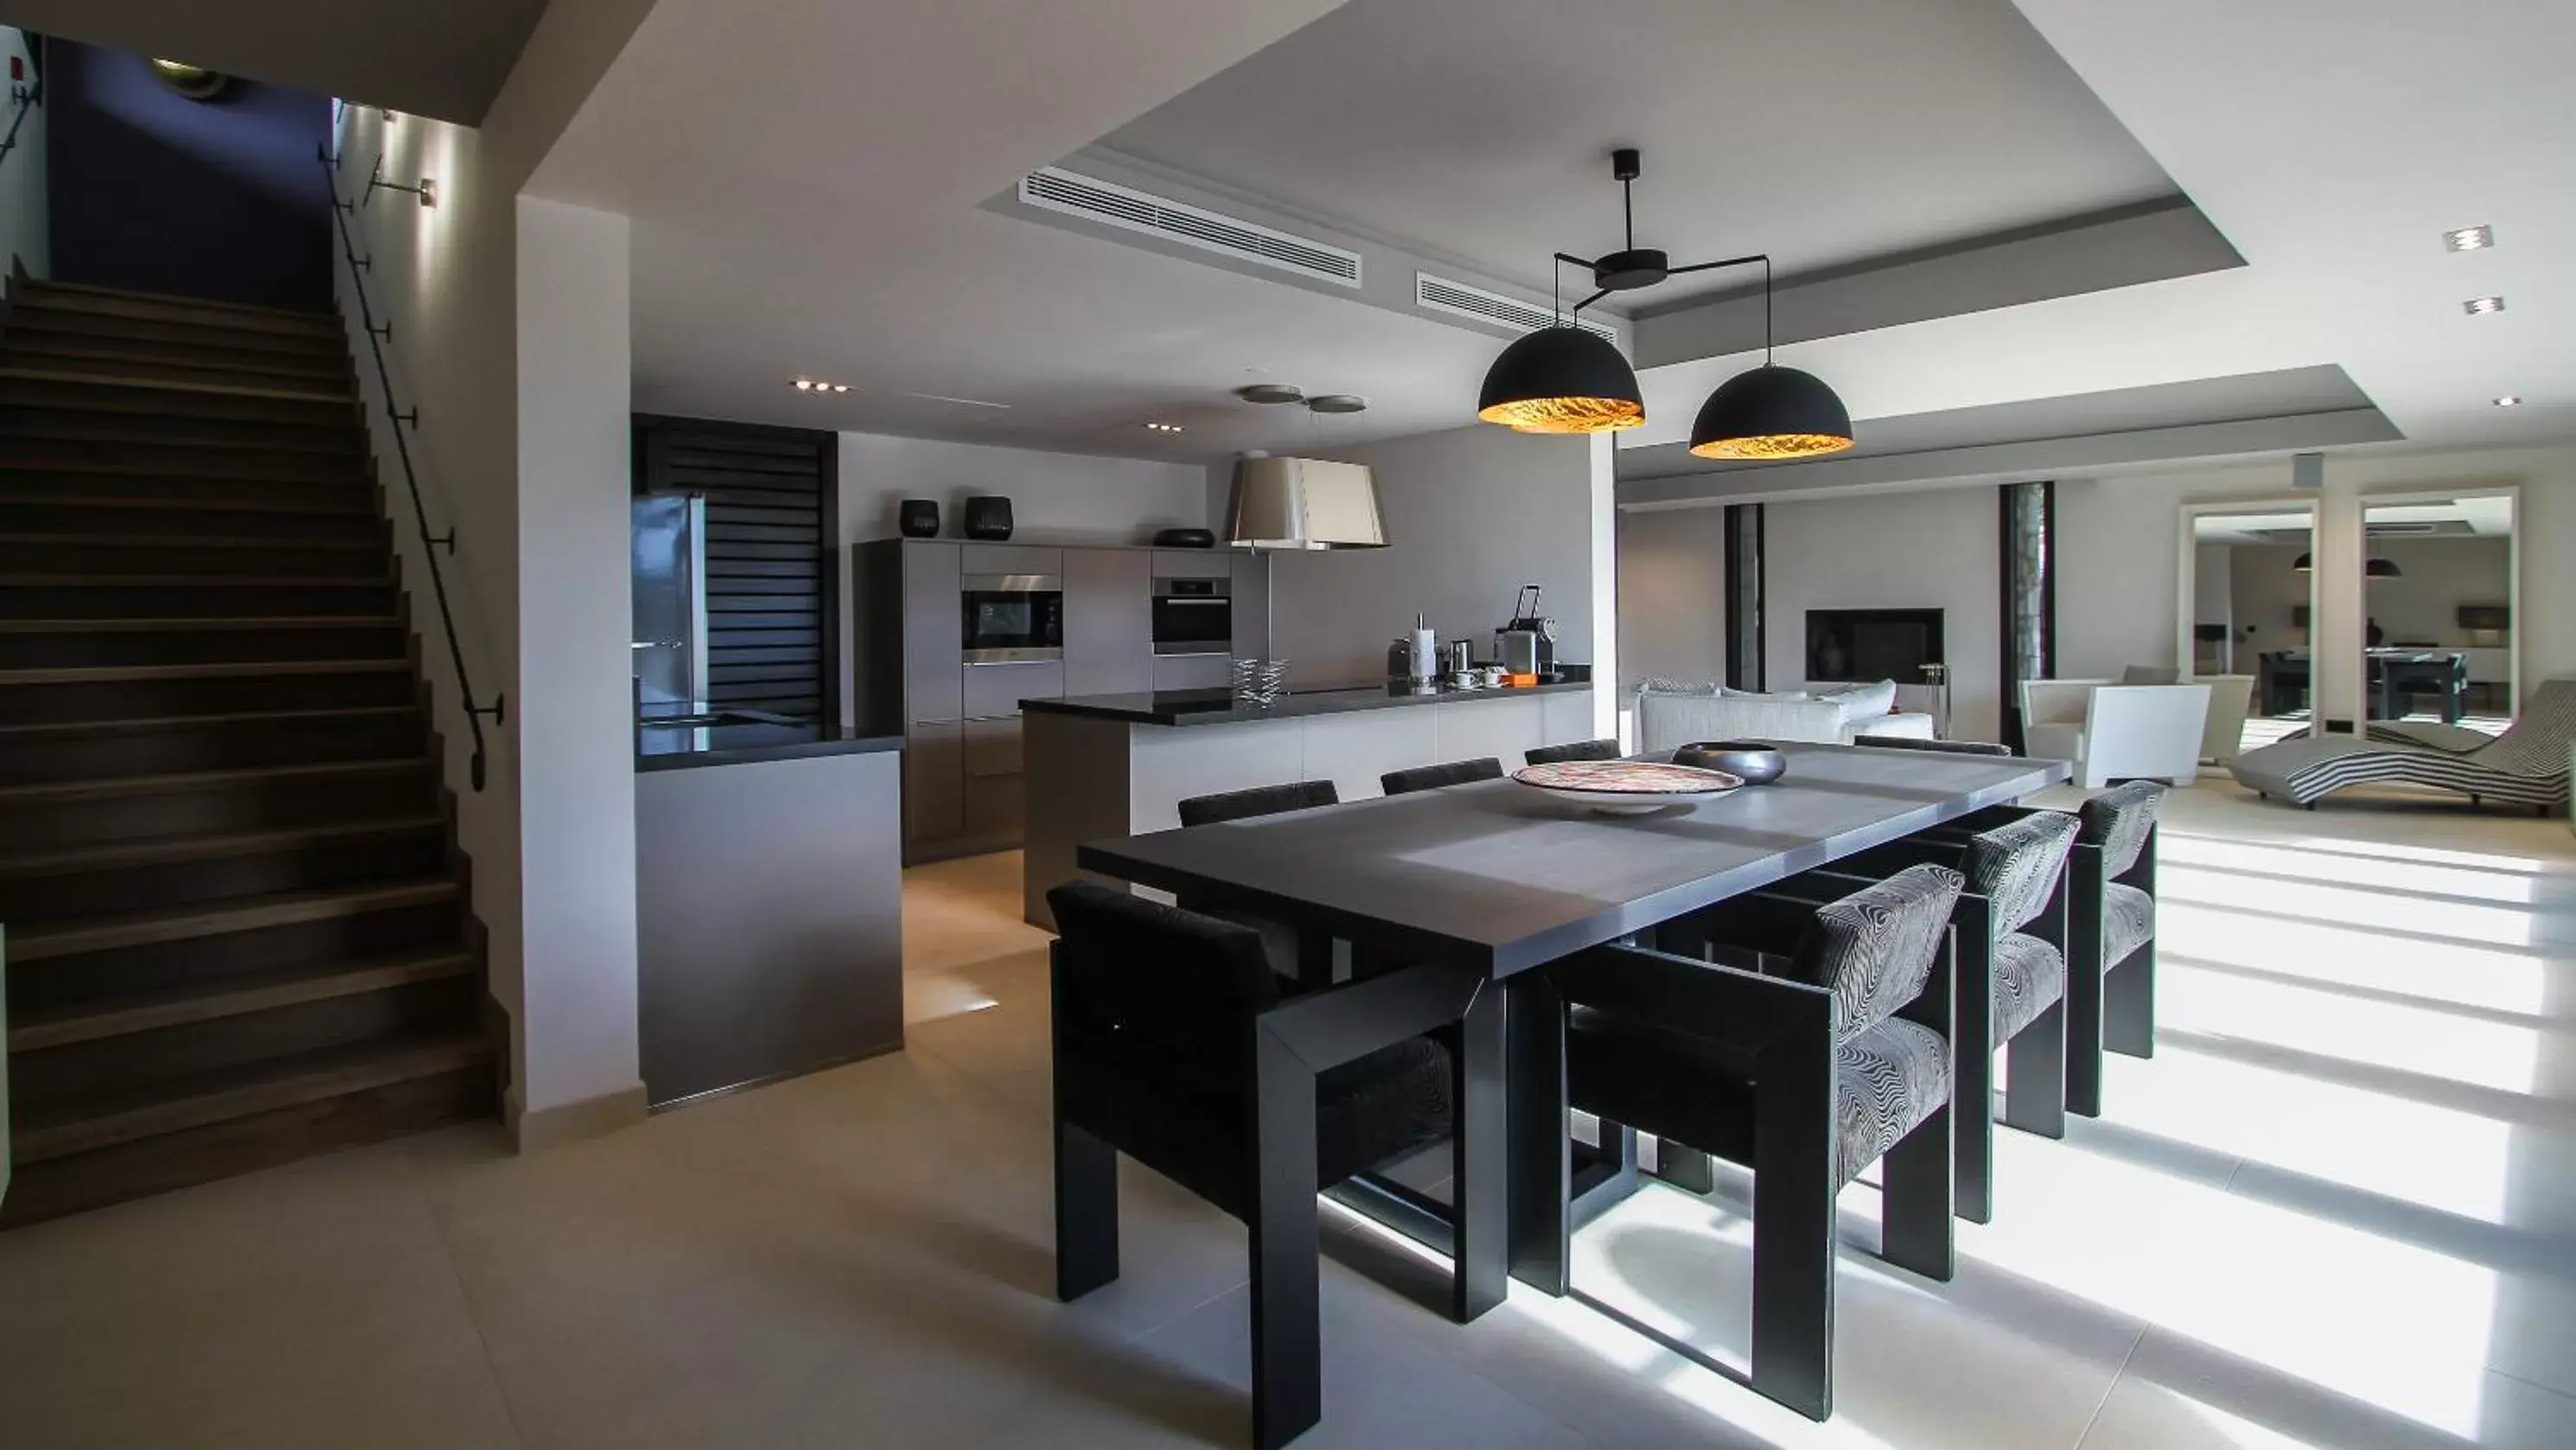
1075,741 -> 2071,1309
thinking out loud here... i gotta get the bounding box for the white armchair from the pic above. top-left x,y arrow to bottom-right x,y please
2021,680 -> 2212,789
2193,674 -> 2255,764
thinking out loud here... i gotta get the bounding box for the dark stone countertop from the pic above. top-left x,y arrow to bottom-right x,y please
635,710 -> 904,772
1023,674 -> 1594,728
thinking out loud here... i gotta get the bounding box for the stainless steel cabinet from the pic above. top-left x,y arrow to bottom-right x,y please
960,544 -> 1062,578
1231,553 -> 1270,658
962,659 -> 1064,718
1063,548 -> 1152,696
1151,550 -> 1231,579
904,722 -> 964,841
901,541 -> 961,725
1153,653 -> 1234,691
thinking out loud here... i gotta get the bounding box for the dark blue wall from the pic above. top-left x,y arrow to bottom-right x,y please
44,42 -> 333,310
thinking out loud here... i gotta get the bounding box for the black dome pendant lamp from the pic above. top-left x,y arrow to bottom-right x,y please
1475,148 -> 1853,459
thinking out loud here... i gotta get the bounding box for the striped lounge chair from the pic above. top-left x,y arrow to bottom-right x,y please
2228,679 -> 2574,811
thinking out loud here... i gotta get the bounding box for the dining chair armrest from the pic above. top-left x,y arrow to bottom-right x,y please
1655,892 -> 1814,959
1547,943 -> 1834,1059
1254,960 -> 1482,1074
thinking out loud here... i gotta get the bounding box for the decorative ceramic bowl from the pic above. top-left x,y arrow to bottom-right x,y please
1673,741 -> 1788,785
1512,759 -> 1744,814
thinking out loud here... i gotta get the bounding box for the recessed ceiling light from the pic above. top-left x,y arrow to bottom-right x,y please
794,378 -> 852,393
1236,383 -> 1304,406
832,384 -> 849,393
1306,393 -> 1368,415
2464,296 -> 2505,316
793,379 -> 813,390
1144,422 -> 1186,433
2443,225 -> 2493,252
2493,395 -> 2522,407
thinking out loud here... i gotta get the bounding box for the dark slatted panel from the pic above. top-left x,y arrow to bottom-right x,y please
647,425 -> 832,722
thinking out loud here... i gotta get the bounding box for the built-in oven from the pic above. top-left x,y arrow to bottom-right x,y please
960,573 -> 1063,663
1151,575 -> 1234,655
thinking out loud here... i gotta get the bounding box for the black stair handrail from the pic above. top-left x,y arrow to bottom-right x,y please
316,145 -> 505,790
0,71 -> 39,174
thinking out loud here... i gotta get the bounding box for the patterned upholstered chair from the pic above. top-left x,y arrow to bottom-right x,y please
1533,865 -> 1965,1421
1176,781 -> 1342,987
1524,738 -> 1623,765
1380,757 -> 1504,795
1824,811 -> 2080,1223
2068,782 -> 2165,1117
1047,882 -> 1482,1450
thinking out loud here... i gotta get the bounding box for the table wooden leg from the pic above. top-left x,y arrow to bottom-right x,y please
1451,981 -> 1508,1321
1506,973 -> 1572,1295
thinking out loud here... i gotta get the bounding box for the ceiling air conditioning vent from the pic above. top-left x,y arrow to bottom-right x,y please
1416,272 -> 1618,343
1021,169 -> 1361,288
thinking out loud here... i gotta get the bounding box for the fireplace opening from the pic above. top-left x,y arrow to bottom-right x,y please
1806,608 -> 1945,684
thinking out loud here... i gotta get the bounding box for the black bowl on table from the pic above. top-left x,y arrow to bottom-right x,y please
1674,741 -> 1787,785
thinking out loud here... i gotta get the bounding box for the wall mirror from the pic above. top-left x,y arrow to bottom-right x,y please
2181,500 -> 2319,758
2356,489 -> 2519,738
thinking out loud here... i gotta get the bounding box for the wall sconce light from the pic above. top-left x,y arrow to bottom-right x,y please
365,154 -> 437,209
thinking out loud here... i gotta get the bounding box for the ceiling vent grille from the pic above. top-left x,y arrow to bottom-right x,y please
1020,169 -> 1361,288
1416,272 -> 1618,342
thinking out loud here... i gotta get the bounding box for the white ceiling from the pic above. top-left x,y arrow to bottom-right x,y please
531,0 -> 2573,472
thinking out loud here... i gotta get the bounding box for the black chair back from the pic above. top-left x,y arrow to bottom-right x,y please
1048,882 -> 1278,1085
1179,779 -> 1340,827
1958,812 -> 2079,935
2077,782 -> 2164,879
1854,737 -> 2012,757
1525,738 -> 1622,766
1381,757 -> 1504,795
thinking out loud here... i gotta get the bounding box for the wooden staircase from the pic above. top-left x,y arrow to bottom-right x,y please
0,278 -> 494,1227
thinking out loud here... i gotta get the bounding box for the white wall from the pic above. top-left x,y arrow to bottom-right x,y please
512,195 -> 641,1129
1616,505 -> 1731,689
2056,444 -> 2576,719
0,29 -> 45,278
839,432 -> 1207,545
1759,487 -> 2005,742
328,0 -> 654,1142
1266,424 -> 1606,688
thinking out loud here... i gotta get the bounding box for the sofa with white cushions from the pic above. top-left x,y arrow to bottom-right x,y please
1635,678 -> 1938,751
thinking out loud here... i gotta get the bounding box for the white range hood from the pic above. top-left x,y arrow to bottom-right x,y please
1225,454 -> 1385,550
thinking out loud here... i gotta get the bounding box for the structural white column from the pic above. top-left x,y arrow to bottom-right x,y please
510,195 -> 644,1146
1586,432 -> 1618,738
2311,460 -> 2368,731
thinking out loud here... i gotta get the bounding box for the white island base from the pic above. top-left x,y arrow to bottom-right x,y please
1022,686 -> 1599,928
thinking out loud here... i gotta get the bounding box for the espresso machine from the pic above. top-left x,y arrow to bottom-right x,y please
1497,584 -> 1557,678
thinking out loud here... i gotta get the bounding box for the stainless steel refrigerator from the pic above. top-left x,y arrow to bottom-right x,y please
631,493 -> 708,713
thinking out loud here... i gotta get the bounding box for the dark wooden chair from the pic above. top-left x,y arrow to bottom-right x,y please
1853,737 -> 2013,757
1527,864 -> 1965,1421
1524,738 -> 1622,765
1809,809 -> 2079,1223
1048,881 -> 1490,1449
1380,757 -> 1504,795
2069,782 -> 2164,1116
1176,781 -> 1342,986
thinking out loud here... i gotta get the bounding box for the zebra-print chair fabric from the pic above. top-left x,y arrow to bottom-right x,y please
2230,678 -> 2574,809
1546,864 -> 1964,1419
2079,782 -> 2165,968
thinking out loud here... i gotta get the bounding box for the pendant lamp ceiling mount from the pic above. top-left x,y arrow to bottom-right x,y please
1475,148 -> 1854,459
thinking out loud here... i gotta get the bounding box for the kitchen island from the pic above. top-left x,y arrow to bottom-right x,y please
634,713 -> 907,1108
1021,678 -> 1598,927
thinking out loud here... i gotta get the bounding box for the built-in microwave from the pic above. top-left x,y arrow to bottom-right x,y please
1151,576 -> 1233,655
961,573 -> 1062,662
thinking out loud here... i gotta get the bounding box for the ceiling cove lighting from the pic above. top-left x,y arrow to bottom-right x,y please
1475,148 -> 1852,458
2444,226 -> 2494,252
2464,296 -> 2506,316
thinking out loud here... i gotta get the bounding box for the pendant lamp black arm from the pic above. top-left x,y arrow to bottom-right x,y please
1662,250 -> 1769,276
1663,251 -> 1776,361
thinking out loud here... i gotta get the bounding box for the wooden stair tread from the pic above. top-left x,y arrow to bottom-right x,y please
0,490 -> 374,515
0,572 -> 392,588
0,426 -> 361,453
0,755 -> 429,806
0,457 -> 369,482
0,367 -> 356,406
10,949 -> 475,1053
0,532 -> 378,550
0,616 -> 402,634
8,878 -> 461,961
0,658 -> 410,686
11,1030 -> 489,1164
24,279 -> 341,327
0,814 -> 445,878
0,703 -> 418,740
